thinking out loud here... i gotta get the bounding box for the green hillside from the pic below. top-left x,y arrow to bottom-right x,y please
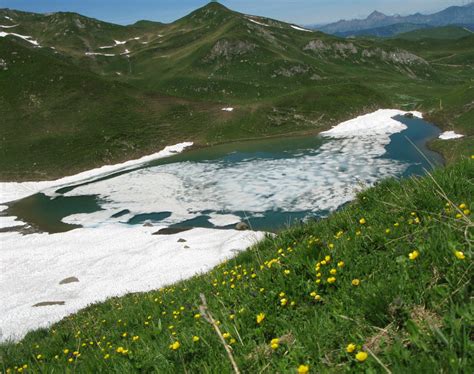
0,2 -> 473,180
1,157 -> 472,373
396,26 -> 473,41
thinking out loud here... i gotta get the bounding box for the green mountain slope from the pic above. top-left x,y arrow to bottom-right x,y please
397,26 -> 473,41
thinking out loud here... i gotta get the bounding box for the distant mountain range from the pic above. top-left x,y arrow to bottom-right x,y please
310,2 -> 474,37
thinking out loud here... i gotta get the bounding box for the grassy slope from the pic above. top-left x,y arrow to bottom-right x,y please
1,158 -> 472,373
396,26 -> 473,41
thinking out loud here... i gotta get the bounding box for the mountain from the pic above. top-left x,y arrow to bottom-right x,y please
336,23 -> 432,38
396,25 -> 474,40
312,3 -> 474,35
0,2 -> 472,180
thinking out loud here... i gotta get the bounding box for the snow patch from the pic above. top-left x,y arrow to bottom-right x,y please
438,131 -> 464,140
0,225 -> 265,342
0,24 -> 19,29
85,52 -> 116,57
0,142 -> 193,205
208,214 -> 242,227
0,31 -> 40,46
246,18 -> 269,27
222,107 -> 234,112
291,25 -> 312,32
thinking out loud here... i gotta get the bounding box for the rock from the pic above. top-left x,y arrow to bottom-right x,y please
235,222 -> 250,231
184,245 -> 190,249
206,39 -> 256,61
59,276 -> 79,285
177,238 -> 187,243
33,301 -> 65,307
153,227 -> 193,235
404,112 -> 414,118
143,222 -> 153,227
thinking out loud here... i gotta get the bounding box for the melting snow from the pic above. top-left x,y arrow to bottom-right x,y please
222,107 -> 234,112
438,131 -> 464,140
0,142 -> 193,206
0,225 -> 265,342
208,214 -> 242,227
0,31 -> 40,46
0,24 -> 19,29
85,52 -> 116,57
291,25 -> 312,32
246,18 -> 269,27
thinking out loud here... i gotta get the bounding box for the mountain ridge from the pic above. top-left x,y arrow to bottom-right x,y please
311,3 -> 474,35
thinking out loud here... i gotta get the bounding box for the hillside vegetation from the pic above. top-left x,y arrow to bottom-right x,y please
0,157 -> 472,373
1,2 -> 473,180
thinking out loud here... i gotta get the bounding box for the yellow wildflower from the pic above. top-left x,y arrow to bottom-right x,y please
454,251 -> 465,260
169,341 -> 181,350
359,218 -> 366,225
297,364 -> 310,374
132,336 -> 139,342
327,277 -> 336,284
280,298 -> 288,306
337,261 -> 344,267
256,313 -> 266,324
352,279 -> 360,286
270,338 -> 279,349
408,250 -> 419,260
330,269 -> 337,275
192,336 -> 200,342
355,351 -> 368,362
346,343 -> 356,353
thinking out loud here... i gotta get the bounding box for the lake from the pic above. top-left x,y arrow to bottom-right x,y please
5,113 -> 443,233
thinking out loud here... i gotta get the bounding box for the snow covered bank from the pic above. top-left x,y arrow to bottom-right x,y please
0,142 -> 193,205
439,131 -> 464,140
0,225 -> 265,342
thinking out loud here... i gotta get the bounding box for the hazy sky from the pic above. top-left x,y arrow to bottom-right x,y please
0,0 -> 467,25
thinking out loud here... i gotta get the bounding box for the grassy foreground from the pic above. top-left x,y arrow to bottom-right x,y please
1,158 -> 473,373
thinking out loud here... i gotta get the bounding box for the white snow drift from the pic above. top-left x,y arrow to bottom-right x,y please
0,31 -> 40,46
0,225 -> 265,342
0,142 -> 193,206
438,131 -> 464,140
291,25 -> 312,32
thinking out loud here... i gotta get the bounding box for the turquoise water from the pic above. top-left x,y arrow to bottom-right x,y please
6,116 -> 443,233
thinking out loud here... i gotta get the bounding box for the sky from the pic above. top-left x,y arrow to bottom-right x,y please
0,0 -> 468,25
